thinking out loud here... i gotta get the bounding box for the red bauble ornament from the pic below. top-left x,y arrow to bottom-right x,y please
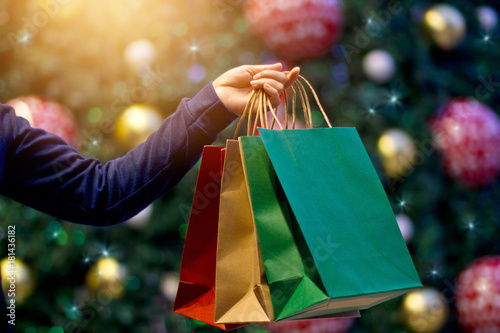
245,0 -> 344,61
6,96 -> 79,147
261,318 -> 354,333
455,256 -> 500,332
430,98 -> 500,188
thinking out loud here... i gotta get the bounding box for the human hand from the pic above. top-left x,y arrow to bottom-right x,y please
213,63 -> 300,116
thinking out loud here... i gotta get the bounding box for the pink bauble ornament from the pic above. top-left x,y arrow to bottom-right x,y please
261,318 -> 354,333
245,0 -> 344,61
6,96 -> 79,147
430,98 -> 500,188
455,256 -> 500,332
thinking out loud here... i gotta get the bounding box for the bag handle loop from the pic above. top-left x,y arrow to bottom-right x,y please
233,89 -> 283,139
232,74 -> 331,139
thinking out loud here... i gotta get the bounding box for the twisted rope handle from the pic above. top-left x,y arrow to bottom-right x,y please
233,88 -> 283,139
232,74 -> 331,139
296,75 -> 332,128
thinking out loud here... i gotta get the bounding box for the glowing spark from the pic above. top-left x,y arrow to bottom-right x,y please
102,250 -> 109,257
190,45 -> 198,52
426,264 -> 442,278
18,30 -> 32,44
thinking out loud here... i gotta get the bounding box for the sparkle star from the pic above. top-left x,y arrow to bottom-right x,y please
427,265 -> 442,279
18,30 -> 32,44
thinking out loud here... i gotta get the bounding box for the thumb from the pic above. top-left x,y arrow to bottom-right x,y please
247,62 -> 283,75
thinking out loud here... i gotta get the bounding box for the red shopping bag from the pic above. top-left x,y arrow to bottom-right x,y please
173,146 -> 243,330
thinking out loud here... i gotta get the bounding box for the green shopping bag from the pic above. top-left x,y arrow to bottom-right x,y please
246,76 -> 420,319
253,77 -> 422,315
239,135 -> 361,321
259,127 -> 422,314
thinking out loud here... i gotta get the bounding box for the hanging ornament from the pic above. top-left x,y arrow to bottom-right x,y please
429,98 -> 500,188
476,6 -> 498,32
0,258 -> 35,304
6,96 -> 80,147
85,257 -> 126,299
124,39 -> 158,73
395,214 -> 414,243
362,50 -> 395,83
456,256 -> 500,332
245,0 -> 344,61
377,129 -> 416,178
126,204 -> 153,229
261,317 -> 355,333
114,104 -> 163,150
423,4 -> 466,50
401,287 -> 449,333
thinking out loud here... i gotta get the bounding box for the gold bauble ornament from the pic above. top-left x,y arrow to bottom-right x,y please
85,257 -> 125,299
377,129 -> 416,178
423,4 -> 466,50
1,258 -> 35,304
401,287 -> 449,333
114,104 -> 163,150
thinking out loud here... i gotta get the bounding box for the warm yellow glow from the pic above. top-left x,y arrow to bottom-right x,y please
85,257 -> 125,298
96,257 -> 121,281
425,10 -> 447,31
0,258 -> 35,304
378,134 -> 398,157
402,288 -> 449,333
115,104 -> 163,149
124,106 -> 149,133
404,292 -> 426,313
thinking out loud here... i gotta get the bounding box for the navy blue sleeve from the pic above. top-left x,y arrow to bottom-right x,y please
0,82 -> 237,226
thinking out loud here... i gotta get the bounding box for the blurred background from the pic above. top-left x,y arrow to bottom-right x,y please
1,0 -> 500,332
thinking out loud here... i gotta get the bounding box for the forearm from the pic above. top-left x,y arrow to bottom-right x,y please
0,82 -> 236,226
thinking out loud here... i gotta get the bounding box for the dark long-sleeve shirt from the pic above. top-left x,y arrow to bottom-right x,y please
0,82 -> 236,331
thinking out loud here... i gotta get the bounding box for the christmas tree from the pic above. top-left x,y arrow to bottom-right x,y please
1,0 -> 500,332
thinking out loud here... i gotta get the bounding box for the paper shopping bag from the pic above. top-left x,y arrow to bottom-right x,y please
173,146 -> 243,330
239,135 -> 361,321
214,139 -> 274,324
257,127 -> 422,318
